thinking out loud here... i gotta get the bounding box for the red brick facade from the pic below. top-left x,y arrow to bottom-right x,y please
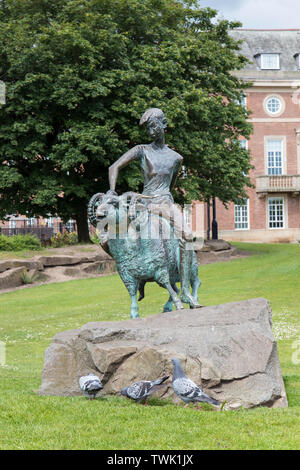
195,30 -> 300,243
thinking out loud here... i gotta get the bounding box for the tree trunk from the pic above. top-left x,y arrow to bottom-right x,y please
75,205 -> 91,243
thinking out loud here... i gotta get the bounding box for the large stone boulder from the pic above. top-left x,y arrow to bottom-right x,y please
38,298 -> 288,409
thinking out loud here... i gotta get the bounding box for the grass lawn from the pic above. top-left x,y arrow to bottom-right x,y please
0,242 -> 299,450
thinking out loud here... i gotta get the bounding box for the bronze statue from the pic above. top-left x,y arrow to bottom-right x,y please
108,108 -> 200,308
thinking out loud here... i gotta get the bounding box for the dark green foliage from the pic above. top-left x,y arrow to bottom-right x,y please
0,0 -> 253,240
90,232 -> 101,245
0,233 -> 41,250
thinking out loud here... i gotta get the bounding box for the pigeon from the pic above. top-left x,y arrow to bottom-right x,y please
171,358 -> 220,409
79,374 -> 103,400
120,376 -> 170,405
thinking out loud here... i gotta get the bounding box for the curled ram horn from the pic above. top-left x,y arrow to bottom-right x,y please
119,191 -> 139,204
127,193 -> 147,220
87,192 -> 104,228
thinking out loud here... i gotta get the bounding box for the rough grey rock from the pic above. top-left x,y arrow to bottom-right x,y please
0,259 -> 43,273
82,260 -> 115,274
204,239 -> 231,251
81,261 -> 102,274
38,298 -> 288,409
63,266 -> 83,277
0,266 -> 25,288
35,250 -> 113,268
197,247 -> 239,264
63,261 -> 116,277
91,251 -> 112,261
35,255 -> 83,267
0,261 -> 10,273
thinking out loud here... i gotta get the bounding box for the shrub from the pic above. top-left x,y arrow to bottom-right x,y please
0,234 -> 41,251
21,269 -> 40,284
50,231 -> 78,248
90,232 -> 101,245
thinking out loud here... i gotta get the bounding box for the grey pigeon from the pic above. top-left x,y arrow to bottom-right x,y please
171,358 -> 220,409
79,374 -> 103,400
120,376 -> 169,405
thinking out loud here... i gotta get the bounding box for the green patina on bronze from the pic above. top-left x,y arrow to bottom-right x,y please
88,109 -> 201,318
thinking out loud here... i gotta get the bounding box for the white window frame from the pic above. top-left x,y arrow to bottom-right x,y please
181,165 -> 187,178
263,94 -> 285,117
9,219 -> 17,229
268,197 -> 285,229
261,53 -> 280,70
234,94 -> 247,108
183,204 -> 192,229
46,217 -> 55,228
65,219 -> 76,232
267,139 -> 283,175
234,199 -> 250,231
266,97 -> 281,114
239,139 -> 248,150
26,217 -> 35,227
264,137 -> 286,176
240,94 -> 247,108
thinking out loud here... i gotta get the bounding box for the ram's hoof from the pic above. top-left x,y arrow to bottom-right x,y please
130,313 -> 140,319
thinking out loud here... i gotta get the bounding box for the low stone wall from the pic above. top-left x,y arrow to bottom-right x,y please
0,250 -> 116,290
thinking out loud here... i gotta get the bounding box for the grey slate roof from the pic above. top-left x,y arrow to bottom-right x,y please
230,29 -> 300,81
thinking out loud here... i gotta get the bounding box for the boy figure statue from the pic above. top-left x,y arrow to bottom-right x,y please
108,108 -> 199,308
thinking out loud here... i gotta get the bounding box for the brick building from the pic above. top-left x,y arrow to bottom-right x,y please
195,29 -> 300,243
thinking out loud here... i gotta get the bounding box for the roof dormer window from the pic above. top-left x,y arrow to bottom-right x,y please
260,53 -> 280,70
294,53 -> 300,69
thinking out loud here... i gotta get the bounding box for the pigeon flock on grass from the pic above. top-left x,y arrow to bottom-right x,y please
79,374 -> 103,400
79,359 -> 221,410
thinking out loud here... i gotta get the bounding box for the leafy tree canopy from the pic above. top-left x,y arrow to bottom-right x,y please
0,0 -> 252,241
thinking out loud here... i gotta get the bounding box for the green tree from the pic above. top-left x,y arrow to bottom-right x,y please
0,0 -> 252,242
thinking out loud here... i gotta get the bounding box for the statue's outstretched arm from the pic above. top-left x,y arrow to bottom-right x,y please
109,146 -> 142,191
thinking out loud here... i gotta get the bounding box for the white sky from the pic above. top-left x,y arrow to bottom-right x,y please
201,0 -> 300,29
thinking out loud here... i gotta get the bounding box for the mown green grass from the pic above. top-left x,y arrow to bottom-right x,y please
0,242 -> 299,449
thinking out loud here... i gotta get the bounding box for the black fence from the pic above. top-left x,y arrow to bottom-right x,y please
0,227 -> 55,241
0,220 -> 77,241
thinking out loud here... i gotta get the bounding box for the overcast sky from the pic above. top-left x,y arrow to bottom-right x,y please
201,0 -> 300,29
